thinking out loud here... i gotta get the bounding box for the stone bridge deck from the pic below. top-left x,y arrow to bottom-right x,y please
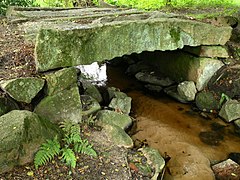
7,7 -> 232,72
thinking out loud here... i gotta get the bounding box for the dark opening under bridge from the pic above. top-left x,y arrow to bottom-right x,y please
7,7 -> 232,72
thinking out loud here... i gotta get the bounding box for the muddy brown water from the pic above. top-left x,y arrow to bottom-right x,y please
106,63 -> 240,179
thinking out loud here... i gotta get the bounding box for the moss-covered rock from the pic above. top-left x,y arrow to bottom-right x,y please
96,110 -> 132,130
44,67 -> 77,96
81,95 -> 101,116
140,147 -> 165,180
35,16 -> 231,71
100,123 -> 133,148
195,91 -> 219,112
219,99 -> 240,122
0,77 -> 45,103
81,80 -> 103,103
0,110 -> 60,174
34,85 -> 82,124
0,97 -> 19,116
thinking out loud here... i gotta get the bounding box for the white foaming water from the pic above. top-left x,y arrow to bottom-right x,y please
76,62 -> 107,86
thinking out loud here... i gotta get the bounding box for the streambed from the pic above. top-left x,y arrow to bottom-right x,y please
106,62 -> 240,179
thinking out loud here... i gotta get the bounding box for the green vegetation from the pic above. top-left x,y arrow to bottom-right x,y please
0,0 -> 34,15
106,0 -> 240,9
1,0 -> 240,15
34,120 -> 97,169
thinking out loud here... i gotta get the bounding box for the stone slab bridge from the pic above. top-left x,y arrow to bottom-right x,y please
7,6 -> 232,72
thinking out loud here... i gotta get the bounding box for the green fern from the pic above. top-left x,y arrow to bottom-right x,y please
34,120 -> 97,170
34,136 -> 61,169
60,120 -> 82,144
61,148 -> 77,168
74,139 -> 97,157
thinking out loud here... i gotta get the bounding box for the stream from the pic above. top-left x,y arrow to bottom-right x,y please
105,61 -> 240,179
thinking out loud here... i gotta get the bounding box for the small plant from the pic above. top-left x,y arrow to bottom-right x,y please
34,120 -> 97,169
219,93 -> 230,107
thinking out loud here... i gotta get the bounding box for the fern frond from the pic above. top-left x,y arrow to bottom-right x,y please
61,148 -> 76,168
74,140 -> 97,157
34,136 -> 61,169
60,120 -> 82,144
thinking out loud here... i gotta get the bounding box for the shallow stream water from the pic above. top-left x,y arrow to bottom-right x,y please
106,63 -> 240,179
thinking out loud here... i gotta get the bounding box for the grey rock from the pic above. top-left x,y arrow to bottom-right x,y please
0,77 -> 45,103
135,72 -> 174,86
0,110 -> 60,174
108,87 -> 128,100
45,67 -> 77,96
0,97 -> 19,116
140,147 -> 165,180
219,99 -> 240,122
109,97 -> 132,115
195,91 -> 219,112
81,80 -> 103,103
212,159 -> 240,180
34,85 -> 82,124
183,45 -> 229,58
126,61 -> 151,75
99,123 -> 133,148
96,110 -> 132,130
107,87 -> 132,114
177,81 -> 197,101
234,119 -> 240,129
145,84 -> 163,93
81,95 -> 101,116
164,86 -> 188,103
34,14 -> 231,71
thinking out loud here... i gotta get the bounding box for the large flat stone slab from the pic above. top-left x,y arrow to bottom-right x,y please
34,11 -> 231,72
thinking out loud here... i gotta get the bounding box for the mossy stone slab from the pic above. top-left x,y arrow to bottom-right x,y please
0,77 -> 45,103
34,85 -> 82,124
35,17 -> 231,71
44,67 -> 77,95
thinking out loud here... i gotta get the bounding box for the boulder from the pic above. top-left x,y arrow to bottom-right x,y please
125,61 -> 152,75
0,110 -> 60,174
183,45 -> 229,58
109,97 -> 132,115
108,87 -> 128,100
0,97 -> 19,116
234,119 -> 240,129
139,51 -> 224,91
140,147 -> 165,180
212,159 -> 240,180
135,72 -> 174,87
81,80 -> 103,103
164,86 -> 188,103
144,84 -> 163,93
219,99 -> 240,122
34,14 -> 231,71
0,77 -> 45,103
96,110 -> 132,130
107,87 -> 132,115
81,95 -> 101,116
195,91 -> 219,112
100,123 -> 133,148
177,81 -> 197,101
44,67 -> 77,95
34,85 -> 82,124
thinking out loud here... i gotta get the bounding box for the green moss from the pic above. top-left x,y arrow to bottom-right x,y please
170,27 -> 181,42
